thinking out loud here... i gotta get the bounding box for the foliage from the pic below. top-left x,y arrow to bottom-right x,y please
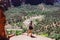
22,28 -> 27,33
16,30 -> 23,35
7,30 -> 23,36
7,30 -> 12,35
34,13 -> 60,39
5,4 -> 60,24
49,34 -> 60,40
40,33 -> 48,37
5,5 -> 60,39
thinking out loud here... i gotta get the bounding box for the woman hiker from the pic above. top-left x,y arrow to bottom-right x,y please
27,21 -> 34,37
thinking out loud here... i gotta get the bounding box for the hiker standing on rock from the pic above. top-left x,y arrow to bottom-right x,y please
27,21 -> 34,37
0,6 -> 9,40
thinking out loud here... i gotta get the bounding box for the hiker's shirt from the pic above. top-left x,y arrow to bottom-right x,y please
0,11 -> 6,37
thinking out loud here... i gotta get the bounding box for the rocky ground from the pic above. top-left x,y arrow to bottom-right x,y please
10,33 -> 55,40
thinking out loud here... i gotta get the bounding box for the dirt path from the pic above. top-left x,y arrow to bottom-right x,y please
10,33 -> 55,40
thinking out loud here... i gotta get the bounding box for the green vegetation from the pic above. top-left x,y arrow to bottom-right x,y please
5,4 -> 60,40
34,14 -> 60,40
7,30 -> 23,36
16,30 -> 23,35
5,5 -> 59,23
40,33 -> 48,37
49,34 -> 60,40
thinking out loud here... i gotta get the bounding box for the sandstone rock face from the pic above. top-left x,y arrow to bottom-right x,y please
0,8 -> 6,37
10,33 -> 55,40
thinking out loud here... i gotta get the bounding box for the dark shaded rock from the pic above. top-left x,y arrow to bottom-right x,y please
25,0 -> 42,5
44,0 -> 54,5
25,0 -> 54,5
11,0 -> 21,7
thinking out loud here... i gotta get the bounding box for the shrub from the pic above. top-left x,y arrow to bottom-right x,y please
7,30 -> 12,35
49,34 -> 60,40
16,30 -> 23,35
22,28 -> 27,33
40,33 -> 48,37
